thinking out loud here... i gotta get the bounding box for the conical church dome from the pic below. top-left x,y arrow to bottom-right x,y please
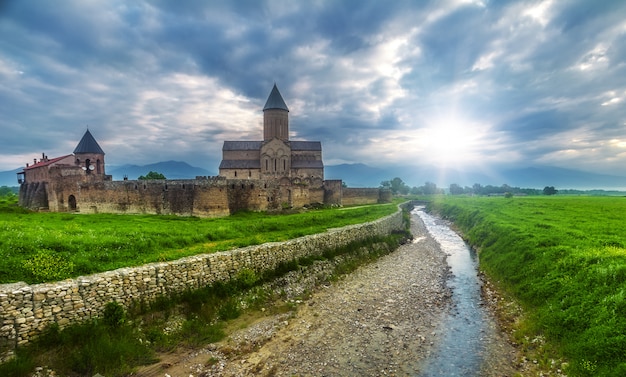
263,84 -> 289,112
74,130 -> 105,155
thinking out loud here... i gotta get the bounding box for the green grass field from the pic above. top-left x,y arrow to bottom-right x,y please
1,191 -> 407,377
0,196 -> 399,284
429,196 -> 626,376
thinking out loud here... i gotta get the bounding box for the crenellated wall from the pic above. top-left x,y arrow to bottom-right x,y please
0,207 -> 405,361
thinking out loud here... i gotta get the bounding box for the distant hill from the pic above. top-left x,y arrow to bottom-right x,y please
0,168 -> 22,188
2,161 -> 626,190
107,161 -> 215,180
325,163 -> 626,190
325,164 -> 389,187
497,166 -> 626,190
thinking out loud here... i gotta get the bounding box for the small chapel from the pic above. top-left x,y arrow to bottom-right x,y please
218,84 -> 324,186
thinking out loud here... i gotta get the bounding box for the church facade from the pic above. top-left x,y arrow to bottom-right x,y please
219,84 -> 324,187
18,85 -> 389,216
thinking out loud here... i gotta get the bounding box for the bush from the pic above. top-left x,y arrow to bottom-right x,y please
103,302 -> 126,329
235,268 -> 258,289
22,250 -> 74,282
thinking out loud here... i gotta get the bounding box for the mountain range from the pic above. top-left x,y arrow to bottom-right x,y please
2,161 -> 626,191
106,161 -> 215,181
327,163 -> 626,190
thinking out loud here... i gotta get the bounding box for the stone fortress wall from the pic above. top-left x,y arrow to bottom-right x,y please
0,206 -> 405,361
20,175 -> 386,216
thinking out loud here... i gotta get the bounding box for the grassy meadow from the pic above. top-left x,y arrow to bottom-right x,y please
0,195 -> 400,284
1,190 -> 407,377
429,195 -> 626,376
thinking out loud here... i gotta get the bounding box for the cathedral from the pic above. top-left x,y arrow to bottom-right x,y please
219,84 -> 324,187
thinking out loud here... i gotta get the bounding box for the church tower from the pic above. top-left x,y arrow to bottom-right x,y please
73,129 -> 106,176
263,84 -> 289,141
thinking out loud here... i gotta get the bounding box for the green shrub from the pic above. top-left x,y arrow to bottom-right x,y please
0,349 -> 34,377
103,301 -> 126,329
179,319 -> 225,346
235,268 -> 258,289
22,250 -> 74,282
218,298 -> 241,320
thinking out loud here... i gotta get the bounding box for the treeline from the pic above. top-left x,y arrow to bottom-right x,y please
0,186 -> 18,197
380,178 -> 559,196
448,183 -> 558,196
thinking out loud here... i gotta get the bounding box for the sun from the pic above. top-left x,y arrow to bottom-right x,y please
419,116 -> 483,166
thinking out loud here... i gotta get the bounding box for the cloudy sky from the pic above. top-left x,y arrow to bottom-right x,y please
1,0 -> 626,181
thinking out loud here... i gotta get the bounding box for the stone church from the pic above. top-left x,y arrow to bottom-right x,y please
219,84 -> 324,187
18,84 -> 388,215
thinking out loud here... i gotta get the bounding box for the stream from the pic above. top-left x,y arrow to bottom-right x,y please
413,207 -> 511,376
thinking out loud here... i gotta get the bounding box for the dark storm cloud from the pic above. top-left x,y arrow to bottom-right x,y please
1,0 -> 626,179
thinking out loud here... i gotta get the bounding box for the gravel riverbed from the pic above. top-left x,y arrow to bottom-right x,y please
135,213 -> 520,377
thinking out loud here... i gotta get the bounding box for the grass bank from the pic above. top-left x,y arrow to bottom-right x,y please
0,228 -> 409,377
429,196 -> 626,376
0,196 -> 400,284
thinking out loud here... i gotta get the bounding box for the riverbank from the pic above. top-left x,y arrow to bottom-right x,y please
134,210 -> 520,376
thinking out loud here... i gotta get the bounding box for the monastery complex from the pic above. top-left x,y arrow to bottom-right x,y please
18,85 -> 389,216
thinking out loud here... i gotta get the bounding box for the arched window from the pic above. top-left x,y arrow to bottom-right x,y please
96,159 -> 101,174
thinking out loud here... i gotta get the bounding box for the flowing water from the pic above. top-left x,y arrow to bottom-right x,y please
414,207 -> 507,376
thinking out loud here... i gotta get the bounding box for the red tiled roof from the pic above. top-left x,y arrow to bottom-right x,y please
23,155 -> 73,170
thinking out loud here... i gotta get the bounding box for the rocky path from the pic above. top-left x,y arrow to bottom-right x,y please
136,213 -> 519,377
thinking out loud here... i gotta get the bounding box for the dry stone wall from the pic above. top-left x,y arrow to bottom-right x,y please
0,207 -> 405,361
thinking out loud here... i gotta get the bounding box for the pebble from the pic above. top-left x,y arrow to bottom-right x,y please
198,214 -> 453,376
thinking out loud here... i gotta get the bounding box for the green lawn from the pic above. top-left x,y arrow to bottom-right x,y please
0,196 -> 399,284
429,196 -> 626,376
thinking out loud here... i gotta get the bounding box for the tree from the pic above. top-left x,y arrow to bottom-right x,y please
422,181 -> 439,195
449,183 -> 464,195
0,186 -> 17,198
393,177 -> 410,195
138,171 -> 166,180
380,177 -> 410,195
543,186 -> 558,195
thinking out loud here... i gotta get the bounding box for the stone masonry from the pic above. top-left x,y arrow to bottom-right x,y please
0,206 -> 405,361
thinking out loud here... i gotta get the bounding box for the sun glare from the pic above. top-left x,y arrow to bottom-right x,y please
419,116 -> 482,166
